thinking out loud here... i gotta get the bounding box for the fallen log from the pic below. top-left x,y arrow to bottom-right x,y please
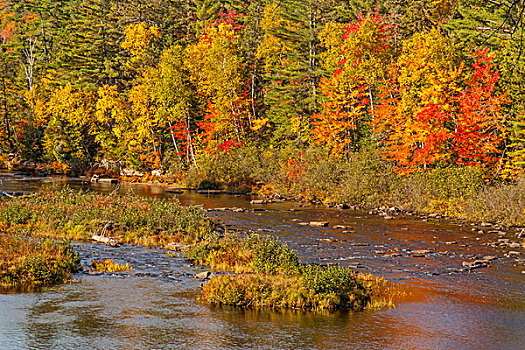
91,234 -> 120,247
91,222 -> 120,247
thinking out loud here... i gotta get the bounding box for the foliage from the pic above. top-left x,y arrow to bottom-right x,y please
0,233 -> 79,290
374,30 -> 506,175
90,259 -> 131,273
312,11 -> 395,155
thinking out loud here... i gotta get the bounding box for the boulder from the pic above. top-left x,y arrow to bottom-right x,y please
195,271 -> 213,280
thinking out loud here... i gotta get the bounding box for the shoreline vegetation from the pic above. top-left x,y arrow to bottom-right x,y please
5,144 -> 525,228
0,188 -> 402,311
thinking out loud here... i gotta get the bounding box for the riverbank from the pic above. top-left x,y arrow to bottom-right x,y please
0,189 -> 400,311
4,148 -> 525,228
169,147 -> 525,228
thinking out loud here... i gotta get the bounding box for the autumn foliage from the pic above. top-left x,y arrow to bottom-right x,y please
0,1 -> 520,181
373,30 -> 506,175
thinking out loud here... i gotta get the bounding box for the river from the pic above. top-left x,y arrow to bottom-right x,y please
0,172 -> 523,349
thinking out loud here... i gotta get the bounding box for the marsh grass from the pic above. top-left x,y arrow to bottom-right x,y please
0,187 -> 215,247
0,233 -> 79,290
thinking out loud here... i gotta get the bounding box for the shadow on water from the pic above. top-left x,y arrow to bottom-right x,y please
0,172 -> 524,349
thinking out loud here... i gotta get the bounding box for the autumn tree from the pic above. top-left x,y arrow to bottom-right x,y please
373,29 -> 506,175
153,45 -> 198,167
93,84 -> 130,162
312,11 -> 395,156
446,0 -> 525,176
36,83 -> 97,166
185,13 -> 251,153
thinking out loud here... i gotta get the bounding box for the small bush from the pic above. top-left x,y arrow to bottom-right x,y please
244,234 -> 301,275
90,259 -> 131,273
0,234 -> 80,290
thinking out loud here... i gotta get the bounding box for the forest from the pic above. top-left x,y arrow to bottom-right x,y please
1,0 -> 525,222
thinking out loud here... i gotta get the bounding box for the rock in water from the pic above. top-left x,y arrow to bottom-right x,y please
195,271 -> 212,280
309,221 -> 329,227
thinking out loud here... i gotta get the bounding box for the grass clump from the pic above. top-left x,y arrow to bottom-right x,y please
90,259 -> 131,273
0,233 -> 80,290
0,187 -> 215,247
189,232 -> 399,311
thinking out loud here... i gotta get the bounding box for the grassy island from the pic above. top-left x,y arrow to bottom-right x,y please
188,233 -> 398,311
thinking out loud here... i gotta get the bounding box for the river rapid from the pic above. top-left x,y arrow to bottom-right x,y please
0,172 -> 524,350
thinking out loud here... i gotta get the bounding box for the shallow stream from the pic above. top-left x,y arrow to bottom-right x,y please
0,172 -> 523,349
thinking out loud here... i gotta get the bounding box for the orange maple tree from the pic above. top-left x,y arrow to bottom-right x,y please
373,29 -> 507,175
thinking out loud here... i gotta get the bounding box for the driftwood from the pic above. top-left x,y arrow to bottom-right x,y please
90,175 -> 119,184
91,222 -> 120,247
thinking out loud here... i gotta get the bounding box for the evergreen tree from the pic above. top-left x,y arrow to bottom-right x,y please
446,0 -> 525,176
257,0 -> 325,143
53,0 -> 125,90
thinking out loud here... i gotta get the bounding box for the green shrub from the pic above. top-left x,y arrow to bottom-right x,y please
244,234 -> 300,275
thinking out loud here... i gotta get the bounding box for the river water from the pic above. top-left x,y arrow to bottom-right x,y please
0,173 -> 523,349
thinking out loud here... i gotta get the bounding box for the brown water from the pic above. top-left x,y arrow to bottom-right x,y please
0,172 -> 524,349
